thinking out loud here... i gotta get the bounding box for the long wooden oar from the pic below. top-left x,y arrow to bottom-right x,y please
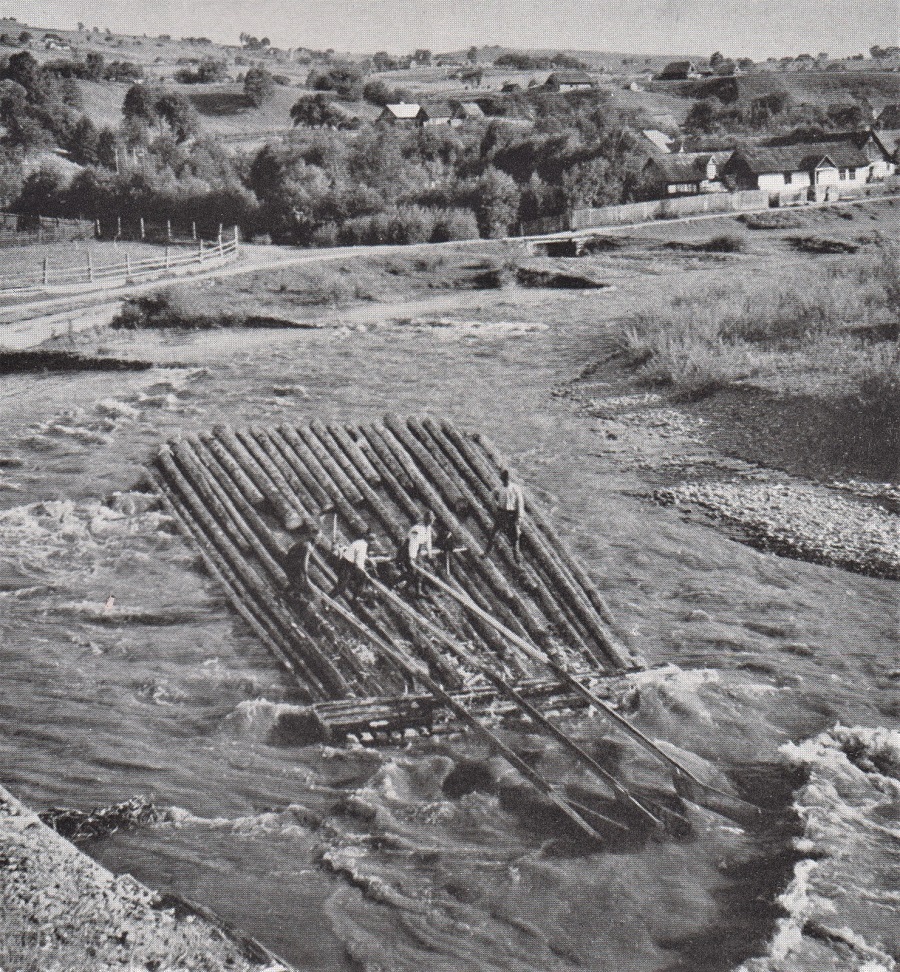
364,571 -> 662,829
416,565 -> 762,824
311,574 -> 613,842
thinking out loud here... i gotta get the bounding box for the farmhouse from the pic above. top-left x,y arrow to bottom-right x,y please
545,70 -> 594,92
418,102 -> 454,126
378,103 -> 421,124
656,60 -> 711,80
875,104 -> 900,129
722,142 -> 871,192
643,151 -> 731,195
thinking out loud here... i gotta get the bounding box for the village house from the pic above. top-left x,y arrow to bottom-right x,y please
642,151 -> 731,196
875,104 -> 900,129
721,142 -> 872,192
545,70 -> 594,92
377,103 -> 421,125
641,129 -> 676,154
656,60 -> 711,81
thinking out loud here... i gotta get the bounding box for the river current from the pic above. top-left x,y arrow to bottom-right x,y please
1,312 -> 897,971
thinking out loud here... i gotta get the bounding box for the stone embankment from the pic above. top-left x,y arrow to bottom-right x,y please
0,785 -> 290,972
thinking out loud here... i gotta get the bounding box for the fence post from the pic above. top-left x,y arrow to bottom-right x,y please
42,257 -> 48,286
167,219 -> 172,241
233,225 -> 240,252
192,221 -> 197,241
117,216 -> 122,240
217,229 -> 224,259
140,217 -> 145,240
94,219 -> 100,239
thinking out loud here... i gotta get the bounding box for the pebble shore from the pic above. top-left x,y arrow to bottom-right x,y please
0,786 -> 289,972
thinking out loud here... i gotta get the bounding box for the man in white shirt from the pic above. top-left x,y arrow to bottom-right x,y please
329,527 -> 374,602
482,469 -> 524,563
397,510 -> 435,595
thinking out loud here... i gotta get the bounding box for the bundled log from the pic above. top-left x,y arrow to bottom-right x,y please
296,423 -> 364,507
248,427 -> 325,514
309,420 -> 370,497
273,426 -> 367,534
152,456 -> 337,698
200,431 -> 265,507
153,477 -> 316,701
327,422 -> 381,486
212,427 -> 296,524
373,420 -> 549,645
351,422 -> 533,678
440,421 -> 632,670
403,415 -> 598,666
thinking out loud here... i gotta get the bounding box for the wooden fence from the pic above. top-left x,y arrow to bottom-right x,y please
0,213 -> 95,246
0,231 -> 241,300
522,180 -> 900,236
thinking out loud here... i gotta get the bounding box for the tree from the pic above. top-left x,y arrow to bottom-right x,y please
65,115 -> 100,164
83,51 -> 105,82
18,31 -> 32,44
244,66 -> 275,107
96,126 -> 118,168
122,83 -> 158,122
467,46 -> 478,64
685,97 -> 719,132
413,49 -> 431,65
155,92 -> 198,142
289,93 -> 349,128
710,51 -> 724,68
474,166 -> 520,237
5,51 -> 42,97
362,79 -> 394,106
307,63 -> 364,100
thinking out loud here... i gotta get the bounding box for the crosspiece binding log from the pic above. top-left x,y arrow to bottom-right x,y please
150,416 -> 759,838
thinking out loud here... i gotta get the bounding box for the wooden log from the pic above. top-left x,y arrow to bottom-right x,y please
155,449 -> 346,698
272,427 -> 367,534
372,420 -> 549,646
420,418 -> 607,668
350,425 -> 421,522
233,428 -> 317,521
247,427 -> 324,513
188,435 -> 287,564
200,430 -> 265,506
149,470 -> 315,702
442,421 -> 631,671
353,422 -> 533,677
473,430 -> 636,662
179,439 -> 380,694
403,415 -> 596,663
327,423 -> 380,485
296,423 -> 364,506
309,420 -> 370,496
171,441 -> 273,567
211,427 -> 295,522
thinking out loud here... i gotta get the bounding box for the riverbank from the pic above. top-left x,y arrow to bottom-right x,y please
0,784 -> 290,972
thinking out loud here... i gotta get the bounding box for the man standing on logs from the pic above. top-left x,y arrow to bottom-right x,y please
330,526 -> 375,604
397,510 -> 436,596
282,516 -> 321,596
482,469 -> 524,564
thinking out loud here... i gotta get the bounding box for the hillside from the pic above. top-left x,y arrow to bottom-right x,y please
654,70 -> 900,109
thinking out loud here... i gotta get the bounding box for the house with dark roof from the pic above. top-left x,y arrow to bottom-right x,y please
656,61 -> 711,81
643,151 -> 731,195
545,70 -> 594,92
418,102 -> 454,126
875,105 -> 900,129
765,129 -> 896,179
721,142 -> 871,192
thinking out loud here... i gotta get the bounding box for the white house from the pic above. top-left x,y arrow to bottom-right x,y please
722,142 -> 871,191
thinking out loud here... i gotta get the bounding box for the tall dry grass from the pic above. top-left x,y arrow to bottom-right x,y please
616,245 -> 900,398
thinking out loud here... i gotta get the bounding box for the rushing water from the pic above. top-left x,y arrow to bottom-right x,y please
1,305 -> 897,971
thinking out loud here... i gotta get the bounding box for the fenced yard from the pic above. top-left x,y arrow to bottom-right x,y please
0,233 -> 240,301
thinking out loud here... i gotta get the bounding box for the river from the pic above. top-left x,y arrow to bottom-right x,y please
1,294 -> 897,971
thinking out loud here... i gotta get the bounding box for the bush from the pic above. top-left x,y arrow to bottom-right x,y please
112,289 -> 233,329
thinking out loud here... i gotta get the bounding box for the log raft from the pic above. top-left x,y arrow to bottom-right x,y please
149,417 -> 655,838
